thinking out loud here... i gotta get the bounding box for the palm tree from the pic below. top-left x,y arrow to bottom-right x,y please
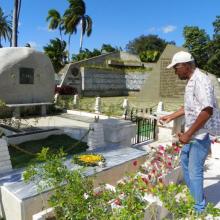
12,0 -> 21,47
64,0 -> 92,52
44,38 -> 68,73
46,9 -> 64,41
0,7 -> 12,47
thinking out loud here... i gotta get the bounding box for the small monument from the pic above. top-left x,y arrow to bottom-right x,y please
94,97 -> 101,114
73,94 -> 79,109
122,98 -> 129,118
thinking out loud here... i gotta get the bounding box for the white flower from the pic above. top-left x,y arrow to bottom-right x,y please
105,184 -> 116,192
174,192 -> 186,202
83,193 -> 89,199
205,214 -> 214,220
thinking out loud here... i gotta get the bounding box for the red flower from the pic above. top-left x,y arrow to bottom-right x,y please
167,162 -> 172,167
142,177 -> 148,184
133,160 -> 138,166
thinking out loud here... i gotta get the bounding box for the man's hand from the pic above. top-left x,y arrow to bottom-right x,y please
159,115 -> 173,124
178,132 -> 192,144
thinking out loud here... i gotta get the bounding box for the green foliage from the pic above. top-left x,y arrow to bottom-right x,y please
23,148 -> 115,220
64,0 -> 92,51
207,49 -> 220,76
72,48 -> 101,61
111,175 -> 147,220
0,7 -> 12,47
71,43 -> 120,61
46,9 -> 64,41
101,43 -> 120,53
139,50 -> 160,62
126,34 -> 174,62
44,38 -> 68,72
213,16 -> 220,37
183,26 -> 210,70
153,183 -> 220,219
206,16 -> 220,76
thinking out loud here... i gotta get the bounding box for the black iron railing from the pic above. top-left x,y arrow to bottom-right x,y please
125,107 -> 157,145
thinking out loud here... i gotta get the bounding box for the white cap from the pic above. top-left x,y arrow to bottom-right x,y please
166,51 -> 194,69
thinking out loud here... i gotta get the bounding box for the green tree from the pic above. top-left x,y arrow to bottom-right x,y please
206,16 -> 220,76
101,43 -> 119,53
183,26 -> 210,69
72,48 -> 101,61
64,0 -> 92,52
46,9 -> 64,41
44,38 -> 67,73
139,50 -> 160,62
126,34 -> 172,62
12,0 -> 21,47
126,34 -> 168,54
0,7 -> 12,47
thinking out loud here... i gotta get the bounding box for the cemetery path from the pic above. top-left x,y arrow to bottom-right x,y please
204,157 -> 220,208
59,113 -> 95,123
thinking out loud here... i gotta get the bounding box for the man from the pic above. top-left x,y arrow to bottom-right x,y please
160,51 -> 217,213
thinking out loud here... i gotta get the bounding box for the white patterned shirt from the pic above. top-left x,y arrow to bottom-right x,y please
184,68 -> 217,139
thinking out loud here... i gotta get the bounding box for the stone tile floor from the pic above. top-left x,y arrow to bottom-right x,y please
204,157 -> 220,208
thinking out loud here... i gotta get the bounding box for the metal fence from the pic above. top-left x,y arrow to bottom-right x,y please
125,108 -> 157,145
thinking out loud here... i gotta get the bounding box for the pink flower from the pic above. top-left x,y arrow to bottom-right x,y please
159,145 -> 165,151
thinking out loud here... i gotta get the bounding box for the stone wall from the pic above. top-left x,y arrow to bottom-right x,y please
159,57 -> 186,98
81,67 -> 148,96
0,48 -> 54,104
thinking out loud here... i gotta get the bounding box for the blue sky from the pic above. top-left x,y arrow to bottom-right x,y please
1,0 -> 220,55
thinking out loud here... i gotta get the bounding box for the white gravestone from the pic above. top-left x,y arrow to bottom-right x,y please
122,98 -> 129,118
94,97 -> 101,114
0,138 -> 12,173
87,122 -> 105,150
73,94 -> 79,108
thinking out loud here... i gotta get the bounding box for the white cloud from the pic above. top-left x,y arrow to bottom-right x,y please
147,27 -> 157,33
161,25 -> 176,33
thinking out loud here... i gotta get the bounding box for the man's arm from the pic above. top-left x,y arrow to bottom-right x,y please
178,107 -> 213,144
160,106 -> 184,123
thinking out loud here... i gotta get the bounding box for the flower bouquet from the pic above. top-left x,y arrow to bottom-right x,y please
73,153 -> 106,167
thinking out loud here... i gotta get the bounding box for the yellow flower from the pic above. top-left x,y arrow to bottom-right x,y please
74,154 -> 105,166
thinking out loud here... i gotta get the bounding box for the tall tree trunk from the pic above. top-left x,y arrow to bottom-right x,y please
12,0 -> 18,47
12,0 -> 21,47
79,21 -> 83,52
68,34 -> 71,62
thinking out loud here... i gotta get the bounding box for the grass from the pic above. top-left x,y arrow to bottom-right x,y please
8,134 -> 88,168
57,95 -> 184,117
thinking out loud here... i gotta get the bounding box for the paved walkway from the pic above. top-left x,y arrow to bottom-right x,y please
204,157 -> 220,208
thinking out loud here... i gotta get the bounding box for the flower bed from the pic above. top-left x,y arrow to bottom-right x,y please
26,143 -> 220,220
